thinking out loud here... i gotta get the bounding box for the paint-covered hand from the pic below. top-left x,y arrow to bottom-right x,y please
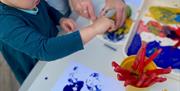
100,0 -> 127,29
60,18 -> 77,32
69,0 -> 96,21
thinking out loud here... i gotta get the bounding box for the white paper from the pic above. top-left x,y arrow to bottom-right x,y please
51,62 -> 125,91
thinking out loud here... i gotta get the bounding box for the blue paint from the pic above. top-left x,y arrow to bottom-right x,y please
63,80 -> 84,91
127,33 -> 142,56
63,66 -> 84,91
73,66 -> 78,71
127,33 -> 180,69
104,44 -> 117,51
104,32 -> 125,42
146,41 -> 161,57
86,73 -> 102,91
175,14 -> 180,22
154,46 -> 180,69
63,67 -> 102,91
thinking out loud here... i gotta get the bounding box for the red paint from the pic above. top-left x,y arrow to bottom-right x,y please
143,48 -> 162,68
112,61 -> 119,68
142,73 -> 157,87
137,42 -> 147,75
136,73 -> 148,87
146,67 -> 172,75
117,74 -> 125,81
174,39 -> 180,48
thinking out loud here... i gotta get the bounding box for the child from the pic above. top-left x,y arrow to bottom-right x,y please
0,0 -> 115,84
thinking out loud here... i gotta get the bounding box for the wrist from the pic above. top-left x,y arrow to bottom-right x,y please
79,25 -> 97,44
89,24 -> 99,35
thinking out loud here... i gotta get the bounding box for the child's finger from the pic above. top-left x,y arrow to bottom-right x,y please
62,24 -> 70,32
62,21 -> 75,32
70,20 -> 77,31
64,24 -> 72,32
67,20 -> 78,32
65,22 -> 73,31
108,20 -> 115,32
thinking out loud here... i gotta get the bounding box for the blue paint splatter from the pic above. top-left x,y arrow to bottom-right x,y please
127,33 -> 180,69
63,80 -> 84,91
104,32 -> 125,42
86,73 -> 102,91
63,67 -> 102,91
73,66 -> 78,71
63,66 -> 84,91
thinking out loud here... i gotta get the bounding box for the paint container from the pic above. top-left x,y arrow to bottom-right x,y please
126,85 -> 151,91
120,55 -> 157,72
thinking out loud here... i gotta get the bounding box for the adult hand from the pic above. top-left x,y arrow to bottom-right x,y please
69,0 -> 96,20
100,0 -> 127,29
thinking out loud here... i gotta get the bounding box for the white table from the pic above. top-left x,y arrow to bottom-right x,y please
19,35 -> 180,91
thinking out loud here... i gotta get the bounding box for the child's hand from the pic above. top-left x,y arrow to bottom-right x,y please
91,17 -> 115,35
60,18 -> 77,32
79,17 -> 115,44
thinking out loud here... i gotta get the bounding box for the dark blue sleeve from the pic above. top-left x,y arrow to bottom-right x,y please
44,1 -> 65,25
0,15 -> 84,61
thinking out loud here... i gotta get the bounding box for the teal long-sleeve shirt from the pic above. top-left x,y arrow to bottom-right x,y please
0,1 -> 83,84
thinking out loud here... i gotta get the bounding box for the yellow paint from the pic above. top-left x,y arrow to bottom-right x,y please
115,18 -> 133,35
149,6 -> 180,25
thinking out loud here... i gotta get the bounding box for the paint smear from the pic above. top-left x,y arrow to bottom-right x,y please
127,19 -> 180,69
127,33 -> 180,69
149,6 -> 180,25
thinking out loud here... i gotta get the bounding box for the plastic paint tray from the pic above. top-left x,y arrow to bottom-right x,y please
74,0 -> 144,48
123,0 -> 180,81
96,0 -> 144,46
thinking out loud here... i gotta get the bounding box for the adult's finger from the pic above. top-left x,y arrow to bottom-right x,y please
80,4 -> 89,19
86,2 -> 96,20
100,6 -> 109,17
116,4 -> 127,28
74,2 -> 84,17
119,6 -> 127,27
115,7 -> 123,29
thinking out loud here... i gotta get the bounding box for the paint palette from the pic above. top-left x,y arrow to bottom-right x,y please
74,0 -> 143,46
96,0 -> 143,45
124,0 -> 180,79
